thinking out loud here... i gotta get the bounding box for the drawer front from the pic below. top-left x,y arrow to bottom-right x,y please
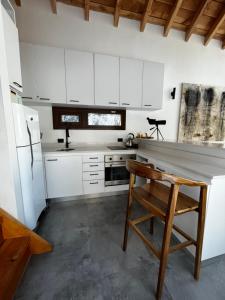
83,162 -> 104,172
83,180 -> 105,194
83,154 -> 104,163
83,171 -> 104,181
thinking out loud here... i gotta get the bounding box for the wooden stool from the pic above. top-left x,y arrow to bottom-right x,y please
122,160 -> 208,300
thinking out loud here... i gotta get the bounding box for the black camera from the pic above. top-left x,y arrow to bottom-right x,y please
147,118 -> 166,140
147,118 -> 166,126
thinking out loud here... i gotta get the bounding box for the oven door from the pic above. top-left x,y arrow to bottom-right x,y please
105,162 -> 130,186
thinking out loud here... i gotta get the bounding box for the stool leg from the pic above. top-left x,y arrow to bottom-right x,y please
122,174 -> 135,252
150,217 -> 154,235
194,186 -> 207,280
156,184 -> 179,300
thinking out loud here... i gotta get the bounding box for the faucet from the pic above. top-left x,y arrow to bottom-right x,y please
65,128 -> 70,149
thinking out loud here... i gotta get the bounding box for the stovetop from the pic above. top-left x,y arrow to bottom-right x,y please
107,146 -> 127,150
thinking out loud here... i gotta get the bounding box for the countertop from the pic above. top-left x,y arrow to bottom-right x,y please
42,143 -> 137,156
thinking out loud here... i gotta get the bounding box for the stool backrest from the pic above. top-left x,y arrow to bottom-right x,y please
126,160 -> 207,187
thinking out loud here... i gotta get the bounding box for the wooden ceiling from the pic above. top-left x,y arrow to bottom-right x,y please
15,0 -> 225,48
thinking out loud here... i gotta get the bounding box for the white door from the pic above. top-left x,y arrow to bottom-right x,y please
20,43 -> 36,101
32,143 -> 46,220
142,61 -> 164,109
12,103 -> 30,147
2,7 -> 22,93
24,106 -> 40,144
94,54 -> 119,106
32,44 -> 66,104
65,50 -> 94,106
45,156 -> 83,198
17,146 -> 36,229
120,57 -> 143,108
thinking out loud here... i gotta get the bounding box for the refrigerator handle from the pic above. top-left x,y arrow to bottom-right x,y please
27,122 -> 34,179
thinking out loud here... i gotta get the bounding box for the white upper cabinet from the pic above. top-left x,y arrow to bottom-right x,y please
142,61 -> 164,109
65,50 -> 94,106
94,54 -> 119,106
20,43 -> 36,100
32,45 -> 66,103
2,6 -> 23,93
120,58 -> 143,108
20,43 -> 66,104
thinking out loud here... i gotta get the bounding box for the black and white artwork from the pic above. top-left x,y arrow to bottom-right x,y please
178,83 -> 225,142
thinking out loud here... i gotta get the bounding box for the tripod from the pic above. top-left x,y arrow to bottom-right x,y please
149,124 -> 165,140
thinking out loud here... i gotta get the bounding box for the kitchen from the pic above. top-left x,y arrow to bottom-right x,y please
1,0 -> 225,299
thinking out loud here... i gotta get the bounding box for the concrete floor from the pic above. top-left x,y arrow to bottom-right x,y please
16,195 -> 225,300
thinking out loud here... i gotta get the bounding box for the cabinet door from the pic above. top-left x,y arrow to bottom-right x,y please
32,45 -> 66,104
94,54 -> 119,106
65,50 -> 94,106
120,58 -> 143,108
45,156 -> 83,198
20,43 -> 36,101
2,7 -> 23,93
142,61 -> 164,109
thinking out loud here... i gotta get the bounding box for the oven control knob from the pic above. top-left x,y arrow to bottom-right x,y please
110,157 -> 112,160
120,157 -> 123,160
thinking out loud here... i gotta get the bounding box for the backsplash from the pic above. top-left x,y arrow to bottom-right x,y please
29,105 -> 164,144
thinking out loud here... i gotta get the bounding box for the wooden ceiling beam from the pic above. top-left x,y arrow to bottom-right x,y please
185,0 -> 210,41
50,0 -> 57,14
140,0 -> 154,32
15,0 -> 21,6
204,8 -> 225,46
114,0 -> 122,27
84,0 -> 90,21
164,0 -> 183,37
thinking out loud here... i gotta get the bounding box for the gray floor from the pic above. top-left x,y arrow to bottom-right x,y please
16,195 -> 225,300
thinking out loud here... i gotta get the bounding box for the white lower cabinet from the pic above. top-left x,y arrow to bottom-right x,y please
45,155 -> 83,198
83,180 -> 105,194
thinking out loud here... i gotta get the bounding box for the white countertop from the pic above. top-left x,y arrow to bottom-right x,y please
42,143 -> 137,156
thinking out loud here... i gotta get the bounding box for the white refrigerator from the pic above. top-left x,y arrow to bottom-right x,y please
12,103 -> 46,229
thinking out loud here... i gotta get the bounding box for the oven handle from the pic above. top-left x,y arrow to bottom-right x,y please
105,163 -> 126,168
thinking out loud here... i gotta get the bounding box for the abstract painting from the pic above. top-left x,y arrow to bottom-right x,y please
178,83 -> 225,142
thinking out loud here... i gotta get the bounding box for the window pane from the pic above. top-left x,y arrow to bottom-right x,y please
61,115 -> 80,123
88,113 -> 121,126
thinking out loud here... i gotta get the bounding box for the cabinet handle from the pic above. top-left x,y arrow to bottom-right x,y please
90,173 -> 99,176
144,104 -> 152,107
122,103 -> 130,106
108,102 -> 117,105
47,159 -> 58,161
13,82 -> 22,88
90,182 -> 98,185
22,96 -> 33,100
156,167 -> 165,172
89,157 -> 98,159
70,100 -> 80,103
90,165 -> 98,167
39,97 -> 50,101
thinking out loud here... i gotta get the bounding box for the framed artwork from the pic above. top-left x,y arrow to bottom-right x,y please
178,83 -> 225,142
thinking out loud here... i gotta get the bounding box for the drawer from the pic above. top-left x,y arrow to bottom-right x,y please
83,180 -> 105,194
83,171 -> 104,181
83,154 -> 104,163
83,162 -> 104,172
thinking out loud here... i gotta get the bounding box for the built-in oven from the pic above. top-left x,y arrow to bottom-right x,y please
104,154 -> 136,186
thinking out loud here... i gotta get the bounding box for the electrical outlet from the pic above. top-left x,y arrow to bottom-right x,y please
117,138 -> 123,142
58,138 -> 64,143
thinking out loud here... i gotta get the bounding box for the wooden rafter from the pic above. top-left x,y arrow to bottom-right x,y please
15,0 -> 21,6
84,0 -> 90,21
50,0 -> 57,14
185,0 -> 210,41
114,0 -> 122,27
140,0 -> 154,32
164,0 -> 183,37
204,8 -> 225,46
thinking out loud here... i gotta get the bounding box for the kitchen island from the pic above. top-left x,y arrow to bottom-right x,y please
43,141 -> 225,261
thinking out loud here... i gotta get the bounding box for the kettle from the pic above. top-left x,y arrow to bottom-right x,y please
126,133 -> 135,148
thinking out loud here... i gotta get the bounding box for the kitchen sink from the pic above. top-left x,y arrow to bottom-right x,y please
56,148 -> 75,152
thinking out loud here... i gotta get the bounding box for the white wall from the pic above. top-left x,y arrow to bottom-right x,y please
13,0 -> 225,144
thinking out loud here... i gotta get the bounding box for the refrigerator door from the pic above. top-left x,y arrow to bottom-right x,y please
24,106 -> 41,144
12,103 -> 30,147
32,143 -> 46,219
17,146 -> 36,229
